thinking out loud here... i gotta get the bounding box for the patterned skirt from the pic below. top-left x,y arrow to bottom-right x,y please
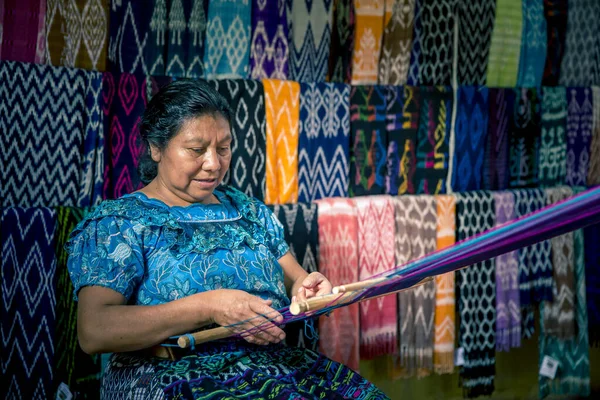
102,341 -> 389,399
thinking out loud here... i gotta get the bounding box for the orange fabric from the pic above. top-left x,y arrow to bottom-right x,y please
351,0 -> 385,84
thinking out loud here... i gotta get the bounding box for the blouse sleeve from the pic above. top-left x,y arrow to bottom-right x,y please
66,216 -> 145,301
254,202 -> 290,260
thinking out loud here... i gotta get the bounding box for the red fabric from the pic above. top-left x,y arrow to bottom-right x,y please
0,0 -> 46,63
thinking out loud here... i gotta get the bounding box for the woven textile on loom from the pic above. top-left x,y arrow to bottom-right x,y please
589,86 -> 600,186
539,86 -> 567,187
249,0 -> 289,79
327,0 -> 354,83
542,0 -> 568,86
0,61 -> 104,208
565,87 -> 594,187
1,208 -> 57,399
516,0 -> 547,88
351,0 -> 384,84
0,0 -> 46,63
484,88 -> 514,191
385,85 -> 414,195
509,88 -> 541,189
378,0 -> 414,85
486,0 -> 522,87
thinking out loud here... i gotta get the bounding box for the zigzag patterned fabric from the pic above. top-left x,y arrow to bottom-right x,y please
349,85 -> 387,196
316,198 -> 360,372
484,88 -> 514,191
351,0 -> 385,84
269,203 -> 319,351
456,191 -> 496,398
509,88 -> 541,188
378,0 -> 414,85
566,87 -> 594,187
385,85 -> 414,195
1,208 -> 57,399
0,61 -> 104,208
327,0 -> 354,83
493,191 -> 521,351
298,82 -> 350,202
516,0 -> 547,87
589,86 -> 600,185
486,0 -> 522,87
209,79 -> 267,201
559,0 -> 600,86
354,195 -> 396,360
102,71 -> 147,199
249,0 -> 289,79
0,0 -> 46,63
584,222 -> 600,347
405,0 -> 421,86
451,86 -> 489,192
45,0 -> 109,71
539,87 -> 568,187
263,79 -> 300,204
542,0 -> 568,86
203,0 -> 250,79
456,0 -> 496,85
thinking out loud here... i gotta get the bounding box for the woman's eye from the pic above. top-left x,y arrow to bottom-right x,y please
191,148 -> 205,153
219,147 -> 230,154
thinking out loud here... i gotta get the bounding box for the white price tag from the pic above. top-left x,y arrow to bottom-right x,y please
539,355 -> 559,379
455,347 -> 465,366
56,382 -> 73,400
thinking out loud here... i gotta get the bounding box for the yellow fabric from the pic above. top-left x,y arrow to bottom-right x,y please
352,0 -> 385,84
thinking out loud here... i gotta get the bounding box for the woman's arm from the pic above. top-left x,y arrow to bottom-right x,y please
279,252 -> 332,301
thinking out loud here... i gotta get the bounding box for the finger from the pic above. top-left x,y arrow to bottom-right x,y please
296,286 -> 307,302
248,303 -> 286,341
302,273 -> 322,289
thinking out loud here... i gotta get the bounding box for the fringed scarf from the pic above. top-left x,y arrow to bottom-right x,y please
316,198 -> 360,371
354,195 -> 397,359
298,82 -> 350,202
0,0 -> 46,63
539,86 -> 567,187
1,208 -> 57,399
486,0 -> 522,87
263,79 -> 300,204
349,85 -> 388,196
327,0 -> 354,83
509,88 -> 541,188
209,79 -> 267,201
456,191 -> 496,398
588,86 -> 600,186
451,86 -> 489,192
351,0 -> 385,84
565,87 -> 594,187
378,0 -> 415,85
484,88 -> 514,191
516,0 -> 547,87
385,85 -> 415,195
584,222 -> 600,346
542,0 -> 568,86
493,191 -> 521,351
249,0 -> 289,79
0,61 -> 104,208
434,195 -> 456,374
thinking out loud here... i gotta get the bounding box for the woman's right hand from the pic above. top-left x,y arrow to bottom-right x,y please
206,289 -> 286,345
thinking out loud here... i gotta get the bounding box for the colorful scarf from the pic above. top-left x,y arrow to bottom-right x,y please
204,0 -> 250,78
1,208 -> 57,399
584,222 -> 600,346
349,85 -> 387,196
516,0 -> 547,87
456,191 -> 496,398
298,82 -> 350,202
209,79 -> 267,201
249,0 -> 289,79
493,191 -> 521,351
456,0 -> 496,85
509,88 -> 541,188
589,86 -> 600,186
486,0 -> 522,87
327,0 -> 354,83
354,195 -> 397,359
316,198 -> 360,372
484,88 -> 514,191
406,0 -> 421,86
0,61 -> 104,208
451,86 -> 489,192
566,87 -> 594,187
263,79 -> 300,204
378,0 -> 414,85
0,0 -> 46,63
351,0 -> 385,84
542,0 -> 568,86
434,195 -> 456,374
539,86 -> 567,187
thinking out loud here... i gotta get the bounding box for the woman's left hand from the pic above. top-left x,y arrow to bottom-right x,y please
294,272 -> 332,302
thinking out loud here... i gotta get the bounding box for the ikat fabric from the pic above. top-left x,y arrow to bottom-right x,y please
539,86 -> 568,187
378,0 -> 414,85
484,88 -> 514,191
385,85 -> 415,195
327,0 -> 354,83
0,0 -> 46,63
588,86 -> 600,186
516,0 -> 547,88
351,0 -> 385,84
542,0 -> 568,86
486,0 -> 522,87
565,87 -> 594,187
249,0 -> 289,79
509,88 -> 541,188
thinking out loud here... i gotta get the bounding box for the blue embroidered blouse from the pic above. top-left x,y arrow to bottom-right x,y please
66,186 -> 291,310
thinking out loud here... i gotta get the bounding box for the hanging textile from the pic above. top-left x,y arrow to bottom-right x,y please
493,191 -> 521,351
102,71 -> 147,199
559,0 -> 600,86
298,82 -> 350,202
456,192 -> 496,398
585,222 -> 600,346
589,86 -> 600,186
0,208 -> 57,399
451,86 -> 489,192
509,88 -> 541,188
406,0 -> 421,86
289,0 -> 333,82
539,86 -> 567,187
349,85 -> 387,196
0,0 -> 46,63
516,0 -> 547,87
542,0 -> 568,86
209,79 -> 267,201
566,87 -> 594,187
378,0 -> 415,85
263,79 -> 300,204
0,61 -> 104,208
249,0 -> 289,79
433,195 -> 456,374
327,0 -> 354,83
456,0 -> 496,85
354,195 -> 396,359
351,0 -> 385,84
484,88 -> 514,191
486,0 -> 522,87
415,86 -> 452,195
204,0 -> 251,79
316,198 -> 360,371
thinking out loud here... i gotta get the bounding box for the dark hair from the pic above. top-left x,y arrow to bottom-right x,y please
138,79 -> 232,184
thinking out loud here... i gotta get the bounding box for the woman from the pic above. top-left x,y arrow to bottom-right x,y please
67,79 -> 388,399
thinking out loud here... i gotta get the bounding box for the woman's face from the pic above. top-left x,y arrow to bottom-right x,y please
151,114 -> 232,206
